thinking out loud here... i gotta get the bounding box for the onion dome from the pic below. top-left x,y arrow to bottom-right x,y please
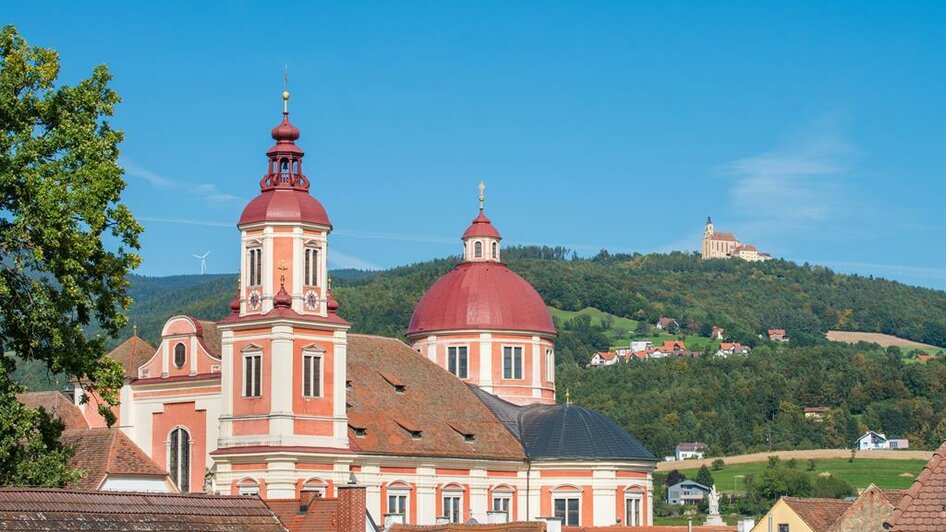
238,91 -> 331,227
229,293 -> 240,314
273,282 -> 292,309
462,211 -> 502,240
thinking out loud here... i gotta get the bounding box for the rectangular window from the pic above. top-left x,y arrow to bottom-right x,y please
625,495 -> 642,526
553,497 -> 580,526
247,248 -> 262,286
492,495 -> 511,516
778,526 -> 790,532
244,353 -> 261,397
447,346 -> 468,379
303,352 -> 322,397
443,494 -> 462,523
503,346 -> 523,379
545,348 -> 554,382
388,492 -> 408,516
304,247 -> 319,286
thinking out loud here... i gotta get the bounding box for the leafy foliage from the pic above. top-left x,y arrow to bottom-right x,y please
0,25 -> 137,484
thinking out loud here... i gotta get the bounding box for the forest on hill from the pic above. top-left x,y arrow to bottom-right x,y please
16,248 -> 946,456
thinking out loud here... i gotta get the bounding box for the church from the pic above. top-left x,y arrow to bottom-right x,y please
74,92 -> 657,527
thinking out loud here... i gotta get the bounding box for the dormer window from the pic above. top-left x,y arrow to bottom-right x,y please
304,247 -> 319,286
394,419 -> 422,440
247,247 -> 262,286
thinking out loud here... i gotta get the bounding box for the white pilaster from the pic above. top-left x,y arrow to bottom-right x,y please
262,226 -> 274,312
531,336 -> 541,398
161,340 -> 169,377
189,335 -> 198,375
479,333 -> 493,391
292,227 -> 303,312
470,468 -> 488,522
426,336 -> 437,364
416,465 -> 437,525
270,325 -> 293,436
592,469 -> 617,526
332,330 -> 348,447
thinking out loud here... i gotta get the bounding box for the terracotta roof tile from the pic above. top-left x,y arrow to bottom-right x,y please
17,391 -> 88,431
345,334 -> 525,461
890,440 -> 946,531
61,428 -> 168,490
266,497 -> 337,532
781,497 -> 851,530
0,488 -> 287,531
197,319 -> 222,357
564,527 -> 736,531
708,232 -> 738,242
106,335 -> 156,380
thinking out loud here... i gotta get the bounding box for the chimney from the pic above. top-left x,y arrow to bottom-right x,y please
336,484 -> 367,532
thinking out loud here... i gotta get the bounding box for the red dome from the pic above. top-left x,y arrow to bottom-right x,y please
271,115 -> 301,142
238,189 -> 331,226
462,211 -> 502,240
407,262 -> 555,337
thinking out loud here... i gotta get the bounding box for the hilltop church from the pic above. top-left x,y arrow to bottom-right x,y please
72,92 -> 657,527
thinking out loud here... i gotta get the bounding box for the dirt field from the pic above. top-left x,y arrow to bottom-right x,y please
826,330 -> 941,351
655,448 -> 933,471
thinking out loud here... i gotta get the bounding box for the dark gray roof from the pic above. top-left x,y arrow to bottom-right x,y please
470,386 -> 657,462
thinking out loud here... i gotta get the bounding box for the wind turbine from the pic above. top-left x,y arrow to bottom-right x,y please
193,251 -> 211,274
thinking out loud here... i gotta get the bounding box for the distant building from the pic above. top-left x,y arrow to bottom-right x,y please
702,217 -> 772,261
675,442 -> 709,461
803,407 -> 830,421
656,317 -> 679,330
716,342 -> 751,358
589,351 -> 620,367
630,340 -> 653,352
856,430 -> 909,450
667,480 -> 711,505
917,353 -> 932,362
711,326 -> 725,340
768,329 -> 789,342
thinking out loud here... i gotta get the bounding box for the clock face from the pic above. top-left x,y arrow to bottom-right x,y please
248,289 -> 262,311
304,289 -> 319,311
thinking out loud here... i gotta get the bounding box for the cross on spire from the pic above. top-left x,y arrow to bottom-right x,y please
478,181 -> 486,211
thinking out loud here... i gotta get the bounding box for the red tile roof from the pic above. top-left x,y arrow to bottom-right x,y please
781,497 -> 851,530
707,232 -> 738,242
239,189 -> 331,227
196,319 -> 222,357
17,391 -> 88,431
266,496 -> 337,532
407,262 -> 555,337
345,334 -> 525,461
462,211 -> 503,240
564,527 -> 736,532
890,440 -> 946,531
106,335 -> 156,380
0,488 -> 288,531
61,428 -> 168,490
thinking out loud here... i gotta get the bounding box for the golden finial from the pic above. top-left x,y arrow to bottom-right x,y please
278,260 -> 289,284
282,64 -> 290,113
478,181 -> 486,211
565,387 -> 571,405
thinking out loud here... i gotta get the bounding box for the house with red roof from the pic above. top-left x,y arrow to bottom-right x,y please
768,329 -> 789,342
715,343 -> 750,358
589,351 -> 621,366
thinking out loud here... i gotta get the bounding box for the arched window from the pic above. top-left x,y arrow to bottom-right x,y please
474,241 -> 483,258
173,343 -> 186,368
442,484 -> 465,523
491,485 -> 514,521
387,482 -> 410,518
624,486 -> 644,526
302,478 -> 328,498
491,241 -> 498,259
237,478 -> 260,496
247,247 -> 262,286
279,158 -> 290,178
169,427 -> 190,492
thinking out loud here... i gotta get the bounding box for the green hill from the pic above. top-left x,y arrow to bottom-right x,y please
18,247 -> 946,456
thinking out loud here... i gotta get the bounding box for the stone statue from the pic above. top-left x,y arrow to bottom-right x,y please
705,484 -> 724,526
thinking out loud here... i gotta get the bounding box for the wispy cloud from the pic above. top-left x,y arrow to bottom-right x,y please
718,116 -> 855,232
329,249 -> 380,270
124,159 -> 243,204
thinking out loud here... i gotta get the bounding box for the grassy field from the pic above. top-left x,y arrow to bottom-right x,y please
675,457 -> 926,492
827,331 -> 945,354
549,306 -> 719,352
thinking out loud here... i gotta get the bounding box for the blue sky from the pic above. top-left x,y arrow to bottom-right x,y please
8,2 -> 946,288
